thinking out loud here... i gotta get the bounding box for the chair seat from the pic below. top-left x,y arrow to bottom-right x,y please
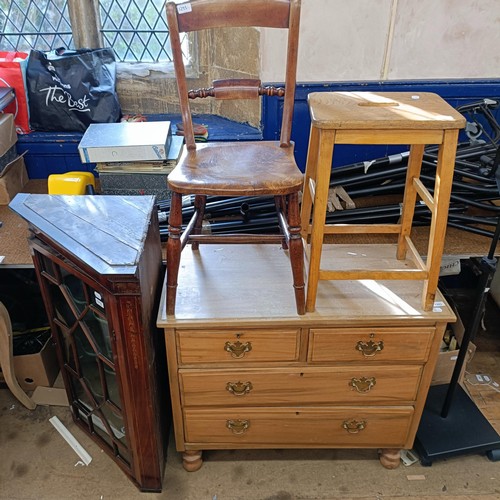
168,141 -> 304,196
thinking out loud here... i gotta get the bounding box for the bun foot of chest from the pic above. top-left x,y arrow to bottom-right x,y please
182,450 -> 203,472
378,448 -> 401,469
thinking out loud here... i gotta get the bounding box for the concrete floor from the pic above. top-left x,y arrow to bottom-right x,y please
1,386 -> 500,500
2,282 -> 500,499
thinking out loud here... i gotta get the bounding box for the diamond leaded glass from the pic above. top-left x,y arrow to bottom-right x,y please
0,0 -> 73,51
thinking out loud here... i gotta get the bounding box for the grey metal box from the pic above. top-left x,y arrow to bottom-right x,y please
78,121 -> 172,163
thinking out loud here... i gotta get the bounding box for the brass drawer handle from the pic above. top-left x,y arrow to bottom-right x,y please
226,381 -> 253,396
226,419 -> 250,435
342,419 -> 366,434
224,340 -> 252,358
356,339 -> 384,357
350,376 -> 376,393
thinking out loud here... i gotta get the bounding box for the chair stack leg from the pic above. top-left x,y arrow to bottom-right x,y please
166,192 -> 183,315
287,192 -> 306,315
191,195 -> 206,251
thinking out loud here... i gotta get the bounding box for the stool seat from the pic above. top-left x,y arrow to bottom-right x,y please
308,92 -> 464,130
301,91 -> 466,313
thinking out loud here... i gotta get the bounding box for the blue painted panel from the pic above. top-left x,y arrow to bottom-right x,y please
16,113 -> 262,179
262,79 -> 500,171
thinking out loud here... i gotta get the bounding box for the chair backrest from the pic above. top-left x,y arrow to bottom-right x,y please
166,0 -> 301,150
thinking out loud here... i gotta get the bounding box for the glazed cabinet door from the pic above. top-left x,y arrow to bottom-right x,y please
31,244 -> 165,492
32,248 -> 134,467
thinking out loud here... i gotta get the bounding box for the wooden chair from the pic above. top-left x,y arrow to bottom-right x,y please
165,0 -> 305,316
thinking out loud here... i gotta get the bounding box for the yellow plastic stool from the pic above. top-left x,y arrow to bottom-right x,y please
48,171 -> 95,195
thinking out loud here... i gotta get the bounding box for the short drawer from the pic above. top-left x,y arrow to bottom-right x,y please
176,329 -> 301,364
180,365 -> 422,406
184,407 -> 414,447
309,327 -> 435,362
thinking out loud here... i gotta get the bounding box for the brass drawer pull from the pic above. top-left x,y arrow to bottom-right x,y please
356,339 -> 384,357
350,376 -> 376,393
226,419 -> 250,435
342,419 -> 366,434
226,381 -> 253,396
224,340 -> 252,358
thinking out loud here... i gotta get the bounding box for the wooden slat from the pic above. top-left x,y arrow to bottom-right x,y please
413,178 -> 435,212
334,129 -> 444,145
319,268 -> 429,281
323,224 -> 401,234
405,236 -> 428,272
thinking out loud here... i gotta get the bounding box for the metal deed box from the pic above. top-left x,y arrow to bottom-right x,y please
78,121 -> 172,163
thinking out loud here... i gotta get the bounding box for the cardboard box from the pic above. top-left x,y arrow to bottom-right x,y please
12,336 -> 60,392
431,309 -> 476,386
0,113 -> 17,158
78,121 -> 172,163
0,154 -> 29,205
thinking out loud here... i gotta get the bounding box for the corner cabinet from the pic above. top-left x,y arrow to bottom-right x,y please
10,194 -> 168,492
157,244 -> 455,471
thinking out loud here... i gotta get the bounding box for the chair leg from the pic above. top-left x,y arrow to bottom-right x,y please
287,192 -> 306,315
166,192 -> 183,316
191,195 -> 206,251
275,195 -> 288,250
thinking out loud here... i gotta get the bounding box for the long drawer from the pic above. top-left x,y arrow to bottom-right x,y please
176,328 -> 301,364
309,327 -> 435,362
183,407 -> 414,447
180,365 -> 422,406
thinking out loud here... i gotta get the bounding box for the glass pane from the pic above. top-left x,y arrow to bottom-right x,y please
0,0 -> 73,51
73,378 -> 95,410
40,254 -> 57,279
62,272 -> 87,315
118,445 -> 131,466
82,309 -> 113,361
91,413 -> 113,448
101,405 -> 127,444
74,324 -> 104,404
98,0 -> 175,62
57,324 -> 77,372
50,282 -> 77,327
103,363 -> 121,409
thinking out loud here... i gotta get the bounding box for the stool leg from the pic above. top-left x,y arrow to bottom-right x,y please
423,128 -> 459,310
166,192 -> 183,316
305,129 -> 336,313
397,144 -> 425,259
300,125 -> 320,242
287,192 -> 305,315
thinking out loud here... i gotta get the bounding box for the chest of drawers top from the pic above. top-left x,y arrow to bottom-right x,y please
157,244 -> 455,329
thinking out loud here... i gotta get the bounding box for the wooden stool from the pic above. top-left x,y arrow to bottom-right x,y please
300,92 -> 466,313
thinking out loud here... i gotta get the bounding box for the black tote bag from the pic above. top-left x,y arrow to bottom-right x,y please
27,47 -> 121,132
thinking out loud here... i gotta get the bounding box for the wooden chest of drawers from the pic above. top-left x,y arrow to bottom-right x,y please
157,245 -> 455,471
